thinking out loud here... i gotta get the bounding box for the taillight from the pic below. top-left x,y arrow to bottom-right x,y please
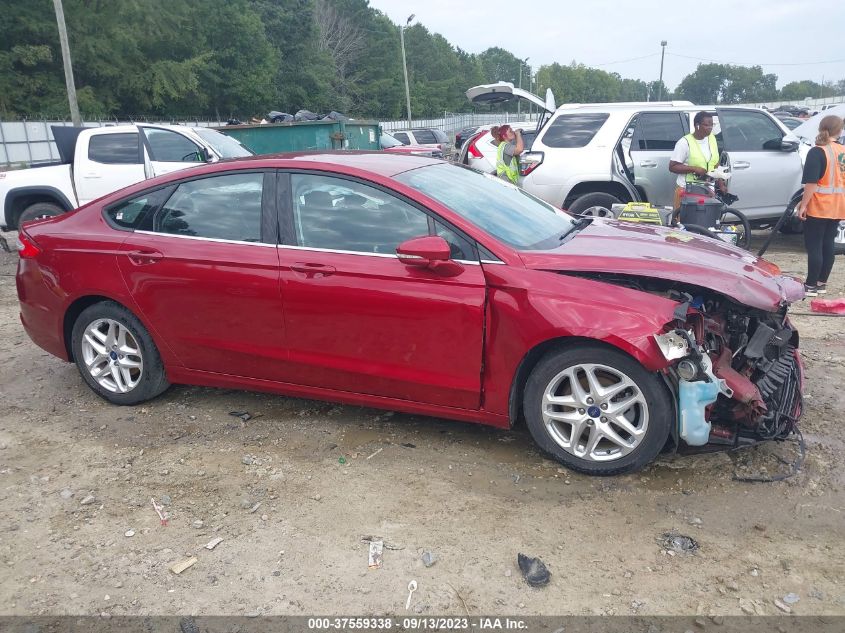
16,230 -> 41,259
520,151 -> 544,177
467,133 -> 485,159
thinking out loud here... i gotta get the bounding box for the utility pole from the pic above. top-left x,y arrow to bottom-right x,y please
657,40 -> 667,102
518,57 -> 529,118
52,0 -> 81,126
400,14 -> 415,130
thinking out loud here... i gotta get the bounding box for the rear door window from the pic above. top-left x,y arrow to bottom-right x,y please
88,133 -> 141,164
393,132 -> 410,144
413,130 -> 437,144
153,172 -> 265,242
719,110 -> 785,151
631,113 -> 688,150
541,114 -> 609,148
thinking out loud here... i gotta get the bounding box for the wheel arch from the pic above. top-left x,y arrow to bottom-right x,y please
507,335 -> 671,429
5,186 -> 74,230
63,295 -> 118,361
563,181 -> 636,209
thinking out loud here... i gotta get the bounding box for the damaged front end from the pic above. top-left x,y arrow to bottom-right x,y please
654,293 -> 803,450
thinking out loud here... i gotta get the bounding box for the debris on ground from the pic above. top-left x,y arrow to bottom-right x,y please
421,551 -> 437,567
361,536 -> 403,551
367,540 -> 383,569
773,598 -> 792,614
248,502 -> 262,514
366,447 -> 383,460
59,489 -> 74,500
170,557 -> 198,575
80,494 -> 96,506
205,537 -> 224,550
517,553 -> 550,587
151,498 -> 168,526
783,592 -> 800,605
659,531 -> 699,554
405,580 -> 417,610
229,411 -> 253,422
124,529 -> 135,538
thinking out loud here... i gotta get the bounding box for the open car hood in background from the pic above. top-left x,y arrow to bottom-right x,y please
51,126 -> 86,164
790,104 -> 845,145
466,82 -> 556,114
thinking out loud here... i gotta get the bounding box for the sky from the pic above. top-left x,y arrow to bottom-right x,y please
367,0 -> 845,92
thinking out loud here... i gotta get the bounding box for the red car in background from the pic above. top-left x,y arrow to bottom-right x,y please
380,133 -> 443,159
15,153 -> 804,475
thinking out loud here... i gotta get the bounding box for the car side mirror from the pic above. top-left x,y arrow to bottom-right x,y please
396,236 -> 452,267
780,139 -> 799,152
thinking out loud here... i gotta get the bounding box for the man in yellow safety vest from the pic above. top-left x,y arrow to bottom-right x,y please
669,111 -> 722,210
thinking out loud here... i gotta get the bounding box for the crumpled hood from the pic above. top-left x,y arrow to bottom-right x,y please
519,219 -> 804,311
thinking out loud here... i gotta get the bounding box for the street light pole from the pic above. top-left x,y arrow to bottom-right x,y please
52,0 -> 81,126
400,14 -> 415,130
518,57 -> 529,118
658,40 -> 667,102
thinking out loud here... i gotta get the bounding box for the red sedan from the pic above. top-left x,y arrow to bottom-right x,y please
15,153 -> 804,475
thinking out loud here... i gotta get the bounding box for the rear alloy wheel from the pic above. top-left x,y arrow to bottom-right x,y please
566,192 -> 622,218
523,345 -> 672,475
17,202 -> 63,227
71,301 -> 169,405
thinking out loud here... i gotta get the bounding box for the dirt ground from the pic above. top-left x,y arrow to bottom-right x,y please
0,231 -> 843,618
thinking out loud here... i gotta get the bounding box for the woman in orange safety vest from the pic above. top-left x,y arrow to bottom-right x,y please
797,115 -> 845,296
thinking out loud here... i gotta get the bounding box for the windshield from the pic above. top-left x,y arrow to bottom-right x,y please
380,133 -> 404,148
396,163 -> 576,250
193,128 -> 254,158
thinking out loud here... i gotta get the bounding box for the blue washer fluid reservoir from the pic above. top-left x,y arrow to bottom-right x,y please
678,355 -> 732,446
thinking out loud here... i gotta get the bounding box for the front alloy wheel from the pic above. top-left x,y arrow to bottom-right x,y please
524,344 -> 672,475
541,363 -> 648,462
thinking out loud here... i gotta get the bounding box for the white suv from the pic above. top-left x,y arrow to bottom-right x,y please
466,83 -> 805,225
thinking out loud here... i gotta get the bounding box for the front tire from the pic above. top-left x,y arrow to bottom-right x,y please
71,301 -> 170,405
523,344 -> 672,476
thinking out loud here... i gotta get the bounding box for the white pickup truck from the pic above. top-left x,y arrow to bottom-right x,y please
0,124 -> 252,229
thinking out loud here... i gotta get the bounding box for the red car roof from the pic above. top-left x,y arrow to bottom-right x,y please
226,151 -> 441,177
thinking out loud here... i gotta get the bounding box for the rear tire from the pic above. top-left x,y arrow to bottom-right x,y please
523,344 -> 673,476
71,301 -> 170,405
779,197 -> 804,234
567,192 -> 622,217
17,202 -> 63,228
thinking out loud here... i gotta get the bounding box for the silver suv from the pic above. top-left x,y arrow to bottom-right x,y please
466,83 -> 805,225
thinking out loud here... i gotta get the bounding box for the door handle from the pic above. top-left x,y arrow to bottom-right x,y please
291,262 -> 336,278
126,250 -> 163,266
733,161 -> 750,169
83,171 -> 102,178
639,160 -> 658,168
